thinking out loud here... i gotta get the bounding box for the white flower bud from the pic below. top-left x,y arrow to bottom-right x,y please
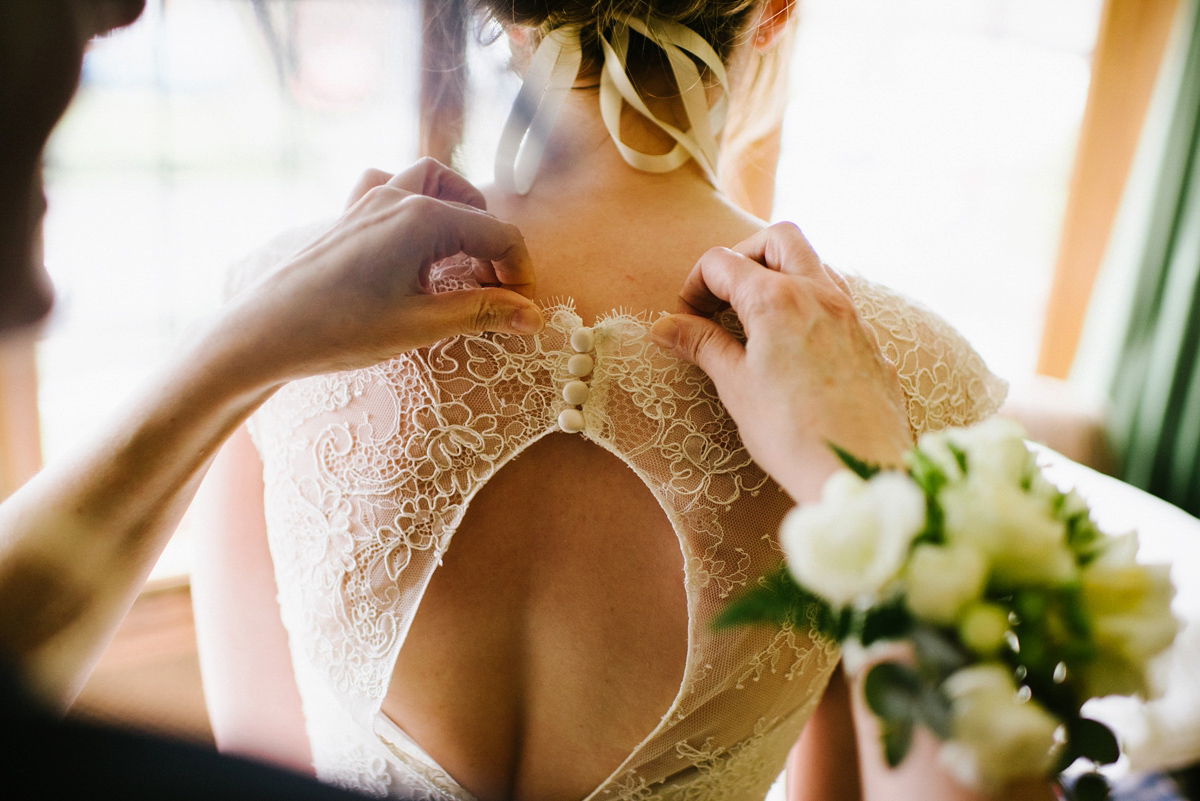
958,601 -> 1010,656
904,543 -> 988,624
939,664 -> 1061,790
781,471 -> 926,608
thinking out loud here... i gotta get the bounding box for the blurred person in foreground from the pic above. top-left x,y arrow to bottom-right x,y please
0,0 -> 543,796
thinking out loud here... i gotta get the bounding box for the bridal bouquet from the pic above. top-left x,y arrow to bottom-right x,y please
717,419 -> 1180,801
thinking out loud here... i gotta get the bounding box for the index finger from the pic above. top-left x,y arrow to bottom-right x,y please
389,158 -> 488,210
731,221 -> 823,278
409,198 -> 536,299
676,247 -> 767,316
346,168 -> 394,208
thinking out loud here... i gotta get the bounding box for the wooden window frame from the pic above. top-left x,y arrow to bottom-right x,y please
1037,0 -> 1183,379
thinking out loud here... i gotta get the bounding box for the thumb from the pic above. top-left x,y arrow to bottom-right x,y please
408,288 -> 545,341
651,314 -> 744,381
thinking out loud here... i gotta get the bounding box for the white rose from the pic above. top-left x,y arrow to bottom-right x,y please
917,418 -> 1032,484
904,543 -> 988,624
941,472 -> 1076,586
938,664 -> 1062,790
781,471 -> 926,608
1079,532 -> 1179,698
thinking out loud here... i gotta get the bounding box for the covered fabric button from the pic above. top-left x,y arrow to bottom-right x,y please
570,327 -> 595,353
557,408 -> 585,433
567,353 -> 594,377
562,380 -> 590,405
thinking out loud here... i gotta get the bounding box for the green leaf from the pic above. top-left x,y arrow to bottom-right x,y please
1014,588 -> 1050,621
711,567 -> 800,629
860,598 -> 915,646
946,442 -> 968,474
1070,718 -> 1120,766
1061,586 -> 1093,638
903,452 -> 947,548
911,625 -> 968,679
827,441 -> 882,479
917,684 -> 953,740
1011,589 -> 1052,671
906,447 -> 948,496
1072,773 -> 1111,801
882,718 -> 915,767
712,566 -> 839,640
912,493 -> 946,547
830,605 -> 855,642
1067,517 -> 1105,565
864,661 -> 923,721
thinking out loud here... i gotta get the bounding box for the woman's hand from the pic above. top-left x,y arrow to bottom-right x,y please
212,158 -> 544,389
651,222 -> 912,503
0,159 -> 544,703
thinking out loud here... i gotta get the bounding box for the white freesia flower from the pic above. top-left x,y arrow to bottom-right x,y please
938,664 -> 1061,790
904,543 -> 988,624
781,471 -> 926,608
917,418 -> 1032,484
941,471 -> 1076,586
1079,532 -> 1179,698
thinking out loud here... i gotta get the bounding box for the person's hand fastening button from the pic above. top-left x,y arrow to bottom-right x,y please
651,222 -> 913,503
213,158 -> 544,389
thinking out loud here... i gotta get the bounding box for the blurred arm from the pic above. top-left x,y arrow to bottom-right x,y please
787,664 -> 863,801
0,160 -> 542,707
191,425 -> 311,773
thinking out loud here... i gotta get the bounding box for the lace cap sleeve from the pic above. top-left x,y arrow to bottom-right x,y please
843,272 -> 1008,436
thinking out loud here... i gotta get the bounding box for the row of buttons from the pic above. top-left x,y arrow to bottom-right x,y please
558,327 -> 595,433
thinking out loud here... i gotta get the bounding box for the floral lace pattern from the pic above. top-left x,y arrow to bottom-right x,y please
243,247 -> 1006,800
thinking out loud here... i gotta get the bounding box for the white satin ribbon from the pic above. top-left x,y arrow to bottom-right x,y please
495,25 -> 584,195
495,16 -> 729,194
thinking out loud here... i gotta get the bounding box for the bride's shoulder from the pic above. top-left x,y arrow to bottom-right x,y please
223,220 -> 333,301
838,270 -> 1009,435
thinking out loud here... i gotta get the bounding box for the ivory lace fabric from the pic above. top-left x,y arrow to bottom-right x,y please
234,227 -> 1008,800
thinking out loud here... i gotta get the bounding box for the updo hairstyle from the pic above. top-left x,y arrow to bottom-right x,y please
420,0 -> 795,204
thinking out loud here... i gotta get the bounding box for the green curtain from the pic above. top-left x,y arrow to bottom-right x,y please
1107,1 -> 1200,513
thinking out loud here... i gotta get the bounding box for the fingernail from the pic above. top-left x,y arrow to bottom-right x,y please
650,317 -> 679,348
509,306 -> 544,334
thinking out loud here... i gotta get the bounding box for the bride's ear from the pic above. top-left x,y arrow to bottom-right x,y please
751,0 -> 795,52
504,23 -> 537,73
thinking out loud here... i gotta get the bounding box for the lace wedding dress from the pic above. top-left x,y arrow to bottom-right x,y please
234,230 -> 1007,801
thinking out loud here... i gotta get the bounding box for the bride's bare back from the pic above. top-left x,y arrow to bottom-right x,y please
383,177 -> 765,800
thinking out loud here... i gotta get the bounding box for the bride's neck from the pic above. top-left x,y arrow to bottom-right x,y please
505,86 -> 720,205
